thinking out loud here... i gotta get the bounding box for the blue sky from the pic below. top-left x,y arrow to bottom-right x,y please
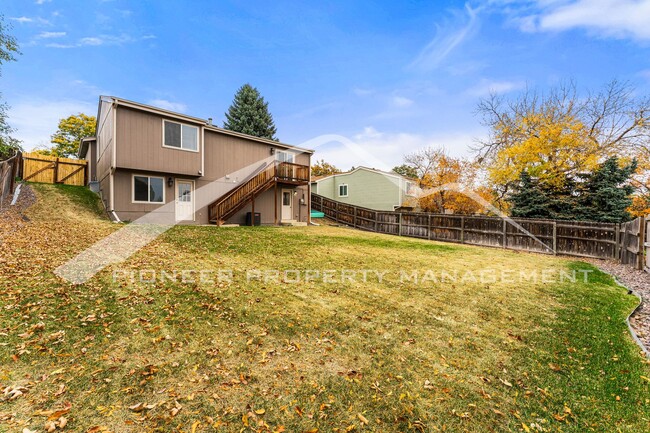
3,0 -> 650,170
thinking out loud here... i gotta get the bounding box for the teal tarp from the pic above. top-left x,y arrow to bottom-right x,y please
311,210 -> 325,218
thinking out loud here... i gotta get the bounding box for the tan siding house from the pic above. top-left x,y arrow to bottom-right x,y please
312,166 -> 418,211
80,96 -> 313,225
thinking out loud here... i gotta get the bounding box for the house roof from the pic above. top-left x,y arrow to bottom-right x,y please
312,166 -> 412,183
78,137 -> 96,159
80,96 -> 315,156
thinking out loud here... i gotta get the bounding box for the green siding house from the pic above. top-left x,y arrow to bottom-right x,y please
312,166 -> 418,211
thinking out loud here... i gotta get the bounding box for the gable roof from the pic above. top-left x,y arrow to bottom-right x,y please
78,137 -> 96,159
87,96 -> 315,155
312,166 -> 413,183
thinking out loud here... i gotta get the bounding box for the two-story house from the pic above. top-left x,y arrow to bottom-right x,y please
311,166 -> 419,211
78,96 -> 313,225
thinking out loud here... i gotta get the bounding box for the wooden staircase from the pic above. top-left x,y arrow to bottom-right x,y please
208,161 -> 309,225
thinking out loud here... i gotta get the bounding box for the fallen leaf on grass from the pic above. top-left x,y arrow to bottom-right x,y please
128,403 -> 155,413
3,385 -> 29,401
170,400 -> 182,417
357,413 -> 369,424
47,403 -> 71,421
548,363 -> 561,372
86,427 -> 111,433
44,416 -> 67,432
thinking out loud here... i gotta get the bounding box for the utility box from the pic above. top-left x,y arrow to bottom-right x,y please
246,212 -> 261,226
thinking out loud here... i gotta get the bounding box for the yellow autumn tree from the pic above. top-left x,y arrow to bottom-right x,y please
489,111 -> 599,190
476,80 -> 650,204
402,148 -> 495,214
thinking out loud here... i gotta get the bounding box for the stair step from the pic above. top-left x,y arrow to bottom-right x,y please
280,220 -> 307,227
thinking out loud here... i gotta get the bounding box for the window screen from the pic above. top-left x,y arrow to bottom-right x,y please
164,121 -> 181,148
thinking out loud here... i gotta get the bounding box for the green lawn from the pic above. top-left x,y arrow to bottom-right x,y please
1,183 -> 649,432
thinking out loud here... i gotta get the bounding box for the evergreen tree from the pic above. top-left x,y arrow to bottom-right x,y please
577,157 -> 636,222
544,175 -> 578,220
392,164 -> 418,179
509,171 -> 553,218
223,84 -> 278,140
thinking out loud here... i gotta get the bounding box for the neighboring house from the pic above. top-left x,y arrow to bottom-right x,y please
78,96 -> 313,225
311,166 -> 418,211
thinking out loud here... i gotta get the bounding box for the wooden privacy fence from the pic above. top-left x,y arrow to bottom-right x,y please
645,219 -> 650,272
0,152 -> 22,209
22,152 -> 87,186
312,193 -> 647,268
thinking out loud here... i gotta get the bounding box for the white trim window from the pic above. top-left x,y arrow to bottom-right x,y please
133,175 -> 165,203
163,120 -> 199,152
406,181 -> 416,197
276,150 -> 295,163
338,184 -> 348,197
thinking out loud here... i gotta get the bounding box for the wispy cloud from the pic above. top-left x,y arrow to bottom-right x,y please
409,3 -> 480,71
79,37 -> 105,46
510,0 -> 650,41
352,87 -> 375,97
44,42 -> 75,49
44,33 -> 155,49
35,0 -> 52,4
312,127 -> 480,171
36,31 -> 66,39
464,78 -> 525,97
148,99 -> 188,113
392,96 -> 414,108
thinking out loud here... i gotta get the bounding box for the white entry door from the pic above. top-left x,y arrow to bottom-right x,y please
281,189 -> 293,220
175,180 -> 194,221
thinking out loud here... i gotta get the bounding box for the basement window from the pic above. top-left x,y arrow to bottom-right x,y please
163,120 -> 199,152
133,175 -> 165,203
339,184 -> 348,197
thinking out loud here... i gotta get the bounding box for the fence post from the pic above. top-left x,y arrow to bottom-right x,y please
619,223 -> 630,265
353,206 -> 357,228
53,157 -> 59,184
614,222 -> 620,260
637,216 -> 645,271
643,217 -> 650,272
428,214 -> 432,240
502,219 -> 507,248
552,221 -> 557,255
398,213 -> 403,237
460,216 -> 465,244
